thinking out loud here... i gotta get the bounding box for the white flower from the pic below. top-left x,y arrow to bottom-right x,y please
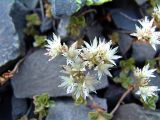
73,74 -> 98,99
45,33 -> 62,61
136,86 -> 159,102
59,74 -> 97,100
98,40 -> 121,65
153,6 -> 160,20
81,37 -> 99,63
81,37 -> 121,73
131,17 -> 160,50
150,32 -> 160,50
134,64 -> 156,85
62,42 -> 80,65
95,63 -> 113,80
58,76 -> 77,94
81,38 -> 121,79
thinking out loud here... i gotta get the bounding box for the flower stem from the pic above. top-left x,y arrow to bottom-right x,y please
110,86 -> 134,115
88,95 -> 107,112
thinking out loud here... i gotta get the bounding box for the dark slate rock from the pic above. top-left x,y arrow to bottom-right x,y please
12,96 -> 28,120
12,49 -> 108,98
57,16 -> 70,38
85,22 -> 103,41
46,96 -> 107,120
10,1 -> 28,43
40,17 -> 53,33
118,33 -> 133,56
111,9 -> 140,31
17,0 -> 38,10
49,0 -> 86,18
0,0 -> 25,74
105,83 -> 133,111
134,0 -> 147,5
132,42 -> 156,62
112,103 -> 160,120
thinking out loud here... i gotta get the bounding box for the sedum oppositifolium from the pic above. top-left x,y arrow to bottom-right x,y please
44,5 -> 160,120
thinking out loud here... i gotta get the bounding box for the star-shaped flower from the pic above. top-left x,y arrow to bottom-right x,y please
131,17 -> 160,50
136,86 -> 159,102
45,33 -> 63,61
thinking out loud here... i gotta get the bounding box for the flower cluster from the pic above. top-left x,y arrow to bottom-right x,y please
134,64 -> 159,102
131,17 -> 160,50
153,5 -> 160,22
45,33 -> 121,100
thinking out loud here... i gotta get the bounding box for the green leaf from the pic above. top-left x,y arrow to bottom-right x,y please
141,95 -> 158,110
120,58 -> 135,71
33,35 -> 46,47
113,58 -> 135,89
88,111 -> 112,120
67,16 -> 86,37
74,96 -> 87,105
88,111 -> 99,120
26,13 -> 41,26
86,0 -> 112,6
33,93 -> 55,119
24,13 -> 40,36
145,59 -> 156,69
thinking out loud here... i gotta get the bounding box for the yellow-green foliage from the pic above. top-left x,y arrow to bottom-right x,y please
67,16 -> 86,37
88,111 -> 112,120
86,0 -> 112,6
74,96 -> 87,105
33,35 -> 46,47
113,58 -> 135,89
33,93 -> 55,119
24,13 -> 41,36
141,95 -> 158,110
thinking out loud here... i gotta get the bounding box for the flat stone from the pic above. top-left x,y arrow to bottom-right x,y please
46,96 -> 107,120
134,0 -> 147,5
132,42 -> 156,62
49,0 -> 86,18
12,49 -> 108,98
105,83 -> 133,111
0,0 -> 25,74
17,0 -> 38,10
111,9 -> 139,31
12,96 -> 28,120
118,33 -> 133,56
40,17 -> 53,33
112,103 -> 160,120
57,16 -> 70,38
85,22 -> 103,41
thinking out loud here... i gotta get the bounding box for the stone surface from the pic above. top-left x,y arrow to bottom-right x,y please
0,0 -> 25,74
12,96 -> 28,120
111,9 -> 139,31
50,0 -> 86,18
10,1 -> 28,43
112,103 -> 160,120
12,49 -> 108,98
18,0 -> 38,10
132,42 -> 156,62
46,96 -> 107,120
134,0 -> 147,5
85,22 -> 103,41
40,17 -> 53,33
57,16 -> 70,38
105,83 -> 133,111
118,33 -> 133,56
